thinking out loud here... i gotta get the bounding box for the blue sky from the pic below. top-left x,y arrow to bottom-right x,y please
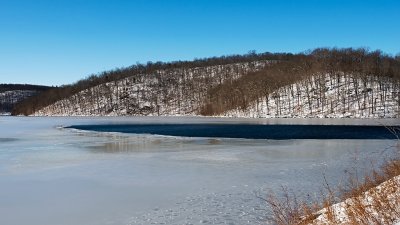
1,0 -> 399,86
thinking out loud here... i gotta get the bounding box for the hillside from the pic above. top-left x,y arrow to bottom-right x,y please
0,84 -> 51,115
12,52 -> 287,116
221,73 -> 399,118
13,48 -> 400,118
31,61 -> 271,116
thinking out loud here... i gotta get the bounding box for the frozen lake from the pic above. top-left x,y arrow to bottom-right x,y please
0,117 -> 399,225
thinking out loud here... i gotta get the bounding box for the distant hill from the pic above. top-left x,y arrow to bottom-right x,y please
0,84 -> 52,115
12,48 -> 400,118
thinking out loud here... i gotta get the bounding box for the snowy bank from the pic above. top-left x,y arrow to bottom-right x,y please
310,175 -> 400,225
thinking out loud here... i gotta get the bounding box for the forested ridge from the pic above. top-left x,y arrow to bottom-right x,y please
0,84 -> 51,114
12,52 -> 286,115
0,84 -> 51,92
12,48 -> 400,118
203,48 -> 400,118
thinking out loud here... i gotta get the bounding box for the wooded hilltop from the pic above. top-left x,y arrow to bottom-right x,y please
12,48 -> 400,118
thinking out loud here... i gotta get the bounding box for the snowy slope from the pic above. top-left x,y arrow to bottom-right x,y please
0,90 -> 39,114
32,65 -> 400,118
222,73 -> 400,118
33,61 -> 270,116
311,175 -> 400,225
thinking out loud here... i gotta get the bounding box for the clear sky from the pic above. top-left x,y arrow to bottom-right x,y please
1,0 -> 399,86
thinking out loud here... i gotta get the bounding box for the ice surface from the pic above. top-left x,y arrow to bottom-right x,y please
0,117 -> 398,225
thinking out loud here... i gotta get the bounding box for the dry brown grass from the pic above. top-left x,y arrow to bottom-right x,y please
263,187 -> 319,225
266,131 -> 400,225
336,158 -> 400,225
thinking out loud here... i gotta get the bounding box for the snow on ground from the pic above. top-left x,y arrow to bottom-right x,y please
311,175 -> 400,225
223,73 -> 400,118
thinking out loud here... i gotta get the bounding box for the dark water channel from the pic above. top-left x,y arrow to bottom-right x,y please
67,124 -> 399,139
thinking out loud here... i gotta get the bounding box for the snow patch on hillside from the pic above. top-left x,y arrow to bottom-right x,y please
0,90 -> 38,113
222,73 -> 400,118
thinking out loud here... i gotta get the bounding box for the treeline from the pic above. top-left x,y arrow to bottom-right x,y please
200,48 -> 400,116
0,84 -> 51,93
12,52 -> 289,115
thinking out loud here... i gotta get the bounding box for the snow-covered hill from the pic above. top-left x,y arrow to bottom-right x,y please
33,61 -> 271,116
33,70 -> 400,118
10,48 -> 399,118
222,73 -> 400,118
0,90 -> 39,115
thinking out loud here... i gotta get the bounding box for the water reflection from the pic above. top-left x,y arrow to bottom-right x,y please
0,138 -> 19,143
87,138 -> 160,153
86,137 -> 226,154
